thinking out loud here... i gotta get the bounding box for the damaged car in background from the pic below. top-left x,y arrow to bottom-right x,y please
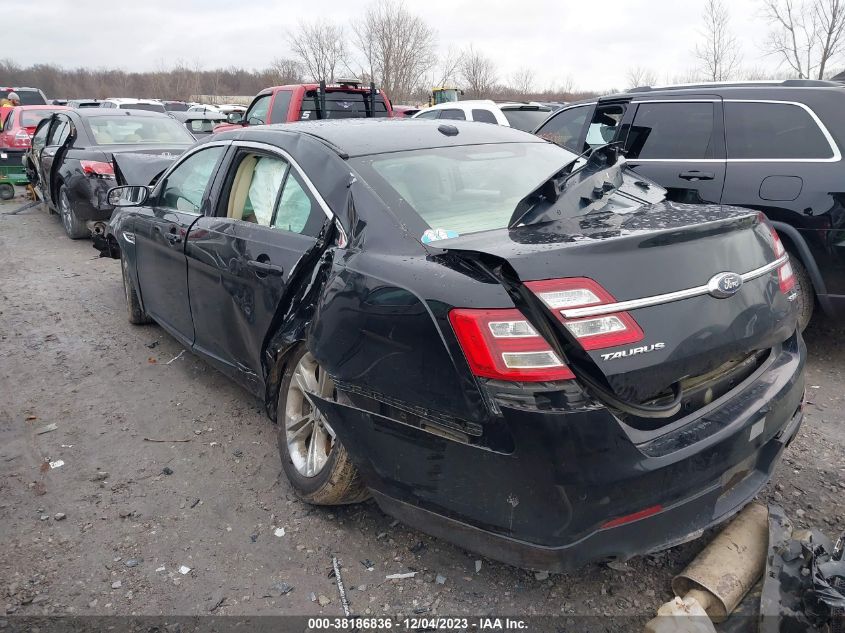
25,108 -> 195,239
97,119 -> 805,570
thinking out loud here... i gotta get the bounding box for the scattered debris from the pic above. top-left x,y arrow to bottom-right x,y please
92,471 -> 109,481
155,566 -> 166,573
606,561 -> 628,572
48,459 -> 64,469
39,514 -> 49,521
410,541 -> 426,554
124,559 -> 141,568
60,444 -> 73,448
179,565 -> 191,575
317,594 -> 332,607
146,341 -> 159,349
361,559 -> 375,571
435,574 -> 447,585
386,572 -> 416,580
161,467 -> 174,476
165,350 -> 186,365
534,571 -> 550,581
475,560 -> 482,573
35,423 -> 58,435
190,498 -> 200,509
332,556 -> 351,617
267,581 -> 294,598
309,592 -> 317,602
111,581 -> 122,589
26,415 -> 38,421
53,512 -> 66,521
208,591 -> 225,612
274,527 -> 285,537
143,437 -> 191,443
148,357 -> 157,364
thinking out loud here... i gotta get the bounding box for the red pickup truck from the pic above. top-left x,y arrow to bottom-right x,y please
213,81 -> 393,133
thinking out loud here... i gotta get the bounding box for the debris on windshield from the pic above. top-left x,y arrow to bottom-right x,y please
421,228 -> 459,243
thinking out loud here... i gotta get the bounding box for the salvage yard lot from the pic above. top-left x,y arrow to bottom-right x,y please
1,193 -> 844,619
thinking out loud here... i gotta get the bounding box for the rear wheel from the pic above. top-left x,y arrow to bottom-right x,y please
790,253 -> 814,332
59,185 -> 88,239
0,183 -> 14,200
121,254 -> 152,325
276,345 -> 369,505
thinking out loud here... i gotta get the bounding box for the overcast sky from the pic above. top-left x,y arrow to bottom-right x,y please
8,0 -> 791,91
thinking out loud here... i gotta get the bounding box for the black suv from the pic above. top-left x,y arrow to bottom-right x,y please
535,80 -> 845,329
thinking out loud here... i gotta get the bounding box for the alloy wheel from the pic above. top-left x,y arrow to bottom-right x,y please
59,189 -> 72,233
284,352 -> 336,478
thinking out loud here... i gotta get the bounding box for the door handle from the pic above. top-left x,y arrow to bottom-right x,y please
679,170 -> 715,181
247,259 -> 285,276
153,225 -> 182,245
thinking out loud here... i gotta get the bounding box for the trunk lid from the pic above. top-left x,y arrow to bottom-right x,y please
443,203 -> 797,403
109,146 -> 188,186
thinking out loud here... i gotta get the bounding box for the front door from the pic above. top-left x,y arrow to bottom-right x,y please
133,144 -> 227,343
40,114 -> 72,205
186,147 -> 329,392
620,98 -> 726,204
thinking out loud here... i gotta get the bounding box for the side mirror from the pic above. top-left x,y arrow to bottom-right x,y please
108,185 -> 150,207
227,111 -> 244,124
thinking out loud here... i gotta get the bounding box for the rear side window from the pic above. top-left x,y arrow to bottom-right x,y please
626,102 -> 716,160
536,105 -> 590,151
415,110 -> 440,119
439,109 -> 466,121
299,90 -> 389,120
501,108 -> 551,132
725,102 -> 834,159
47,117 -> 71,146
270,91 -> 292,123
471,109 -> 498,124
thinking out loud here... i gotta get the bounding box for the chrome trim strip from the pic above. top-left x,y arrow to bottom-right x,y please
559,255 -> 789,319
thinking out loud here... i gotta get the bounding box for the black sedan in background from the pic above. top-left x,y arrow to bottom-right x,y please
168,110 -> 227,138
100,120 -> 803,570
25,108 -> 195,238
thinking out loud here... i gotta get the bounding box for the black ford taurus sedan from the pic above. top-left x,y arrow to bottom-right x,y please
99,119 -> 805,570
25,108 -> 195,239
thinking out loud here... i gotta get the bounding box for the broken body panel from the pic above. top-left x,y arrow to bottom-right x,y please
101,120 -> 805,569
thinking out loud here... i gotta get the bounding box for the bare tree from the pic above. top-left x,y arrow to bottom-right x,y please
625,66 -> 658,88
288,19 -> 348,83
432,47 -> 463,88
695,0 -> 741,81
763,0 -> 845,78
459,45 -> 497,98
352,0 -> 437,103
270,58 -> 303,84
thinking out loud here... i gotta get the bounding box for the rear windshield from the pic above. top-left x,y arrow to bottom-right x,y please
21,109 -> 63,128
0,89 -> 45,105
501,108 -> 552,131
86,116 -> 194,145
350,143 -> 577,237
299,90 -> 389,120
118,103 -> 166,113
186,119 -> 219,134
164,102 -> 188,112
74,102 -> 101,108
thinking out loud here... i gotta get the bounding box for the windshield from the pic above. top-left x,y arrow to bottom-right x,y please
87,116 -> 194,145
501,108 -> 551,131
118,103 -> 166,113
350,142 -> 577,237
21,109 -> 62,128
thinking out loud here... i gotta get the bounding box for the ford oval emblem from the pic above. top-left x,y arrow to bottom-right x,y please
707,272 -> 743,299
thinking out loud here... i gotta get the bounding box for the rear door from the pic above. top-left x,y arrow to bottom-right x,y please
185,144 -> 330,392
133,144 -> 228,343
620,97 -> 726,204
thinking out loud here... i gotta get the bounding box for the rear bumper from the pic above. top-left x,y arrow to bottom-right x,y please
315,333 -> 805,570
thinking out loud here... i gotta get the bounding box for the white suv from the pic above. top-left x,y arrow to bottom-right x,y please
411,100 -> 552,131
99,98 -> 166,113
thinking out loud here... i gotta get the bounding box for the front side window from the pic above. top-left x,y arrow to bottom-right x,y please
471,109 -> 498,124
159,146 -> 225,214
725,102 -> 834,159
270,91 -> 293,123
1,110 -> 13,131
626,102 -> 716,160
415,110 -> 440,120
536,105 -> 590,152
585,104 -> 626,150
351,142 -> 578,236
439,109 -> 466,121
47,117 -> 71,146
86,116 -> 194,145
245,95 -> 272,125
32,120 -> 50,151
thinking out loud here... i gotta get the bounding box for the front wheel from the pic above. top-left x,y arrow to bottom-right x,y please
58,185 -> 88,239
276,345 -> 369,505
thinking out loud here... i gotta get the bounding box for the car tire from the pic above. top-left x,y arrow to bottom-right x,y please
58,184 -> 89,239
790,253 -> 814,332
121,254 -> 152,325
276,344 -> 369,506
0,183 -> 14,200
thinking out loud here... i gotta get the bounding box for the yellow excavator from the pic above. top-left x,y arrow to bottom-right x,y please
428,87 -> 463,107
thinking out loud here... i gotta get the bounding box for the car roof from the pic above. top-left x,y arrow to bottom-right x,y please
169,111 -> 225,120
218,118 -> 545,157
597,80 -> 845,102
103,98 -> 162,104
12,104 -> 69,111
66,108 -> 174,119
424,99 -> 498,111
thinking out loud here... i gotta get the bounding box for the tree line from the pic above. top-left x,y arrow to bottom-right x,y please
4,0 -> 845,104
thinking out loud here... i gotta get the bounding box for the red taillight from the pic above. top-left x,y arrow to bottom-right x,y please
80,160 -> 115,178
525,278 -> 644,350
769,228 -> 796,294
449,308 -> 575,382
9,129 -> 30,148
600,504 -> 663,529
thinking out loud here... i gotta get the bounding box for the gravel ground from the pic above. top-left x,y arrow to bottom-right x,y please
1,191 -> 843,621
